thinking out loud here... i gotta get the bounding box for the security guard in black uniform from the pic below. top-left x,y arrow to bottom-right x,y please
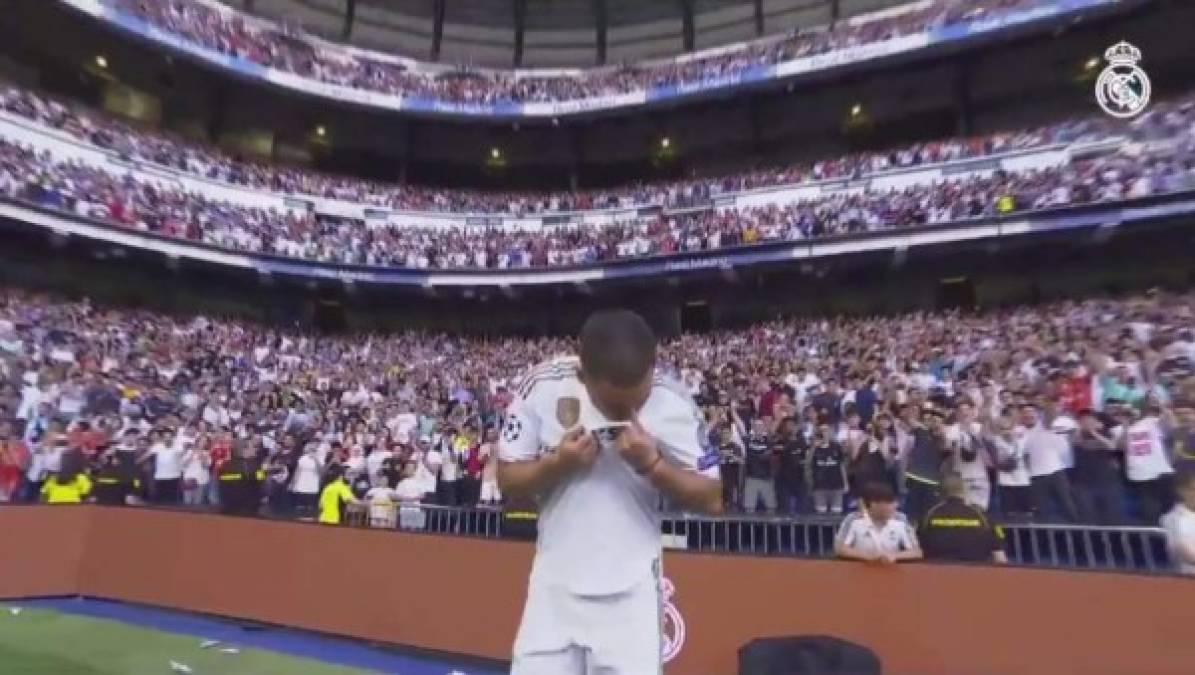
217,440 -> 265,517
92,451 -> 141,506
918,473 -> 1008,564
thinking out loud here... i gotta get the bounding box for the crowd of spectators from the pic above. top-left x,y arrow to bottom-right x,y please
108,0 -> 1043,105
1,286 -> 1194,534
2,83 -> 1193,269
0,84 -> 1106,215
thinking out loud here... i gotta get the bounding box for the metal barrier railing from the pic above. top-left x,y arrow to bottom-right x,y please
3,500 -> 1171,573
1002,522 -> 1170,572
340,503 -> 1176,573
347,503 -> 505,538
661,513 -> 1171,571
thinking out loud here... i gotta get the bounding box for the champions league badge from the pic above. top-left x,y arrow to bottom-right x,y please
1095,41 -> 1151,119
660,577 -> 686,664
502,416 -> 522,443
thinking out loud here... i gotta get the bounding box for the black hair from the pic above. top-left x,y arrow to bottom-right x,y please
860,481 -> 897,506
1175,471 -> 1195,494
56,450 -> 85,485
325,462 -> 345,481
579,309 -> 657,388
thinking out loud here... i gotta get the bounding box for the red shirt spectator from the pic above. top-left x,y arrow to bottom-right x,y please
0,431 -> 30,500
209,434 -> 232,471
1058,366 -> 1093,414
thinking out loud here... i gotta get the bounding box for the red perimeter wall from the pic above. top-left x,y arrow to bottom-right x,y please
2,505 -> 1193,675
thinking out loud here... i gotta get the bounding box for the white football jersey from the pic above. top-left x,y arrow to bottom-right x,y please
835,511 -> 918,558
499,357 -> 719,595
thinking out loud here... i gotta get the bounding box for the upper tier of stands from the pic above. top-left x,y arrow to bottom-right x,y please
1,82 -> 1192,270
60,0 -> 1113,115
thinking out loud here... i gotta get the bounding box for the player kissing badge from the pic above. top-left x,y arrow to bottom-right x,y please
556,396 -> 580,428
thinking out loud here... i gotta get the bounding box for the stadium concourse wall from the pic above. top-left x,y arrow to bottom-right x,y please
2,506 -> 1193,675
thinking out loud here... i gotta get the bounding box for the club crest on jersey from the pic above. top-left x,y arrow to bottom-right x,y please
556,396 -> 581,427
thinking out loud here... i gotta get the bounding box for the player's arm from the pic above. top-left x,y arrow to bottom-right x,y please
496,395 -> 596,500
620,412 -> 722,515
640,442 -> 723,515
498,427 -> 595,499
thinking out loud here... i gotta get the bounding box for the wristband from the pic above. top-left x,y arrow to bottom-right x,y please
637,452 -> 663,477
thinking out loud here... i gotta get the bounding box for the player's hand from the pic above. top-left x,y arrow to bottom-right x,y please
618,418 -> 662,475
553,426 -> 597,473
876,552 -> 897,565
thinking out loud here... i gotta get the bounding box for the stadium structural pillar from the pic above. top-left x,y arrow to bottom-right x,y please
593,0 -> 607,65
399,123 -> 413,185
342,0 -> 356,41
748,96 -> 765,155
205,85 -> 230,147
830,0 -> 840,26
753,0 -> 764,36
244,0 -> 255,11
952,63 -> 975,136
431,0 -> 446,61
568,126 -> 583,191
513,0 -> 526,67
680,0 -> 695,52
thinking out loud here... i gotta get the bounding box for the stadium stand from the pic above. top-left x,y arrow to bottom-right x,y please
74,0 -> 1090,108
1,81 -> 1192,268
2,285 -> 1193,533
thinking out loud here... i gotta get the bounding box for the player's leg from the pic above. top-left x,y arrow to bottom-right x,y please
586,573 -> 663,675
512,580 -> 580,675
512,647 -> 586,675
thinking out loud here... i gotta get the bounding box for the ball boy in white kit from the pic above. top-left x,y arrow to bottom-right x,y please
498,310 -> 723,674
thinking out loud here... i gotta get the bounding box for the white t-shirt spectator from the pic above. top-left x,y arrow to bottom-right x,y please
394,477 -> 424,502
364,486 -> 397,521
291,454 -> 322,494
414,449 -> 441,495
1023,425 -> 1067,477
1160,503 -> 1195,575
1124,416 -> 1174,482
389,411 -> 418,436
366,449 -> 393,486
1049,415 -> 1078,469
994,434 -> 1031,487
151,442 -> 186,480
835,511 -> 919,558
17,383 -> 42,420
182,452 -> 211,485
439,440 -> 460,483
26,450 -> 48,482
57,385 -> 86,416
